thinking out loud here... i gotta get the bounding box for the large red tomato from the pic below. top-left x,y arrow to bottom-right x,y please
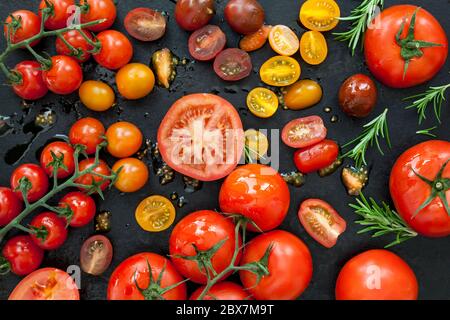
364,5 -> 448,88
336,249 -> 418,300
390,140 -> 450,237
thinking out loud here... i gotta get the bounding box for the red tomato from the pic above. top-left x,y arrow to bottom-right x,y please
294,139 -> 339,174
40,141 -> 75,179
39,0 -> 75,30
30,212 -> 68,250
2,235 -> 44,276
94,30 -> 133,70
188,25 -> 226,61
80,0 -> 117,32
390,140 -> 450,237
175,0 -> 215,31
224,0 -> 265,35
157,94 -> 244,182
107,252 -> 187,300
10,164 -> 49,203
364,5 -> 448,88
75,158 -> 111,192
169,210 -> 241,284
298,199 -> 346,248
190,282 -> 249,300
336,249 -> 418,300
9,268 -> 79,300
239,230 -> 313,300
213,48 -> 252,81
12,61 -> 48,100
55,29 -> 95,62
59,192 -> 96,227
80,235 -> 112,276
0,187 -> 22,226
42,55 -> 83,95
124,8 -> 167,42
69,117 -> 105,155
4,10 -> 40,46
282,116 -> 327,148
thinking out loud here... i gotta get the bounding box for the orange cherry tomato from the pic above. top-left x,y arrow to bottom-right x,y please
112,158 -> 149,193
106,122 -> 143,158
239,25 -> 272,52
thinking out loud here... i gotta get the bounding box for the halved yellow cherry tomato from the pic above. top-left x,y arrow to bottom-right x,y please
246,87 -> 279,118
79,80 -> 115,112
260,56 -> 301,87
300,31 -> 328,65
300,0 -> 340,32
269,25 -> 300,56
245,129 -> 269,161
135,195 -> 176,232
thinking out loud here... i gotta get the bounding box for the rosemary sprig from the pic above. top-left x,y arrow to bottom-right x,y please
404,83 -> 450,124
333,0 -> 384,55
350,193 -> 418,248
416,126 -> 437,138
341,108 -> 391,168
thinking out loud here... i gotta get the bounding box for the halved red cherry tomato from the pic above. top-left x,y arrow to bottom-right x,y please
42,55 -> 83,95
80,0 -> 117,32
40,141 -> 75,179
4,10 -> 40,46
124,8 -> 167,42
190,282 -> 249,300
55,29 -> 95,62
0,187 -> 23,226
94,30 -> 133,70
75,158 -> 111,192
10,164 -> 49,203
69,117 -> 105,155
294,139 -> 339,174
12,61 -> 48,101
30,212 -> 68,250
80,235 -> 113,276
239,25 -> 271,52
298,199 -> 346,248
213,48 -> 252,81
9,268 -> 80,300
281,116 -> 327,149
59,191 -> 96,227
2,235 -> 44,276
175,0 -> 215,31
189,25 -> 226,61
39,0 -> 75,30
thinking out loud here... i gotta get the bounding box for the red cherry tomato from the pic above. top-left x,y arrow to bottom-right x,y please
10,164 -> 49,203
30,212 -> 68,250
4,10 -> 40,46
175,0 -> 215,31
40,141 -> 75,179
55,29 -> 95,62
2,235 -> 44,276
42,55 -> 83,95
213,48 -> 252,81
0,187 -> 23,226
59,192 -> 96,227
12,61 -> 48,100
75,158 -> 111,192
39,0 -> 75,30
294,139 -> 339,174
190,282 -> 250,300
80,0 -> 117,32
94,30 -> 133,70
282,116 -> 327,148
188,25 -> 226,61
69,117 -> 105,155
224,0 -> 265,35
124,8 -> 167,42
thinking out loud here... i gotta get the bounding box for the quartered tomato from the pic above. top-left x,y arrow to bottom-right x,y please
4,10 -> 40,46
105,121 -> 143,158
269,25 -> 300,56
294,139 -> 339,174
39,0 -> 75,30
80,0 -> 117,32
29,212 -> 68,250
10,164 -> 49,203
298,199 -> 346,248
300,30 -> 328,65
299,0 -> 340,32
80,235 -> 113,276
135,195 -> 176,232
175,0 -> 215,31
246,87 -> 279,118
0,187 -> 23,226
190,282 -> 249,300
112,158 -> 149,193
239,25 -> 271,52
9,268 -> 80,300
69,117 -> 105,155
12,61 -> 48,101
40,141 -> 75,179
2,235 -> 44,276
260,56 -> 301,87
124,8 -> 166,42
213,48 -> 252,81
284,79 -> 322,110
189,25 -> 226,61
157,94 -> 244,182
281,116 -> 327,148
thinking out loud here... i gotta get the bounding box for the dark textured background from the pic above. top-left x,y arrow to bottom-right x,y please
0,0 -> 449,300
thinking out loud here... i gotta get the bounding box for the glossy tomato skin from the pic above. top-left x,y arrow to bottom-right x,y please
188,25 -> 226,61
339,74 -> 377,118
2,235 -> 44,276
190,282 -> 249,300
55,29 -> 94,63
364,5 -> 448,88
175,0 -> 215,31
239,230 -> 313,300
111,158 -> 149,193
94,30 -> 133,70
108,252 -> 187,300
169,210 -> 242,284
80,0 -> 117,32
116,63 -> 155,100
39,0 -> 75,30
219,164 -> 290,232
281,116 -> 327,149
12,61 -> 48,100
42,56 -> 83,95
336,249 -> 418,300
294,140 -> 339,174
79,80 -> 115,112
40,141 -> 75,179
124,8 -> 166,42
224,0 -> 265,35
284,80 -> 322,111
390,140 -> 450,237
30,212 -> 68,250
59,191 -> 96,227
75,158 -> 111,192
0,187 -> 23,226
69,117 -> 105,155
4,10 -> 40,46
10,164 -> 49,203
105,121 -> 143,158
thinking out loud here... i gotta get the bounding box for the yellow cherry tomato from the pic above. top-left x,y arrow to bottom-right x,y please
246,87 -> 279,118
300,0 -> 340,32
79,80 -> 115,112
245,129 -> 269,161
284,80 -> 323,110
269,25 -> 300,56
116,63 -> 155,100
300,31 -> 328,65
135,195 -> 176,232
260,56 -> 301,87
112,158 -> 149,193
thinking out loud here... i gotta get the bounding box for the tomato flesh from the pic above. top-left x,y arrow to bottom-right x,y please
260,56 -> 301,87
240,25 -> 271,52
294,139 -> 339,174
80,235 -> 113,276
124,8 -> 166,42
300,30 -> 328,65
189,25 -> 226,61
213,48 -> 252,81
281,116 -> 327,148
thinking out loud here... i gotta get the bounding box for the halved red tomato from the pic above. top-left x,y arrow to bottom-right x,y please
281,116 -> 327,148
298,199 -> 346,248
9,268 -> 79,300
157,94 -> 244,181
189,25 -> 226,61
124,8 -> 167,42
213,48 -> 252,81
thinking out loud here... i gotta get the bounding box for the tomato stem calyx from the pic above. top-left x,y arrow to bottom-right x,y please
0,256 -> 11,275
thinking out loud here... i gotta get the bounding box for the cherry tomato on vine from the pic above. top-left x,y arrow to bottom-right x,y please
299,0 -> 340,32
300,30 -> 328,65
188,25 -> 226,61
135,195 -> 176,232
246,87 -> 279,118
80,235 -> 113,276
224,0 -> 265,35
294,139 -> 339,174
55,29 -> 95,63
4,10 -> 40,46
2,235 -> 44,276
40,141 -> 75,179
30,212 -> 68,250
42,55 -> 83,95
269,25 -> 300,56
12,61 -> 48,101
39,0 -> 75,31
79,80 -> 115,112
0,187 -> 23,227
190,282 -> 249,300
281,116 -> 327,149
94,30 -> 133,70
116,63 -> 155,100
59,191 -> 96,227
10,164 -> 49,203
105,122 -> 143,158
175,0 -> 215,31
239,25 -> 271,52
80,0 -> 117,32
111,158 -> 149,193
260,56 -> 301,87
213,48 -> 252,81
124,8 -> 167,42
69,117 -> 105,155
75,158 -> 111,192
284,80 -> 322,110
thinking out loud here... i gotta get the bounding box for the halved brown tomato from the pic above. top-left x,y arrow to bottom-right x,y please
157,94 -> 244,181
299,0 -> 340,32
80,235 -> 113,276
281,115 -> 327,148
298,199 -> 346,248
269,25 -> 300,56
239,25 -> 271,52
188,25 -> 226,61
300,31 -> 328,65
260,56 -> 301,87
213,48 -> 252,81
124,8 -> 167,42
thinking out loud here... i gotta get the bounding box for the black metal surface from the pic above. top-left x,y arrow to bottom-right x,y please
0,0 -> 449,300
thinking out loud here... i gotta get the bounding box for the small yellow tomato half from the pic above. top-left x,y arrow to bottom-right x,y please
112,158 -> 149,193
300,31 -> 328,65
284,80 -> 323,110
245,129 -> 269,161
247,87 -> 279,118
269,25 -> 300,56
300,0 -> 340,32
79,80 -> 115,112
260,56 -> 301,87
116,63 -> 155,100
135,195 -> 176,232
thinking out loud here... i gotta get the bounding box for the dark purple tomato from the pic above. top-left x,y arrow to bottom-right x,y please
338,74 -> 377,118
224,0 -> 265,35
175,0 -> 215,31
213,48 -> 252,81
